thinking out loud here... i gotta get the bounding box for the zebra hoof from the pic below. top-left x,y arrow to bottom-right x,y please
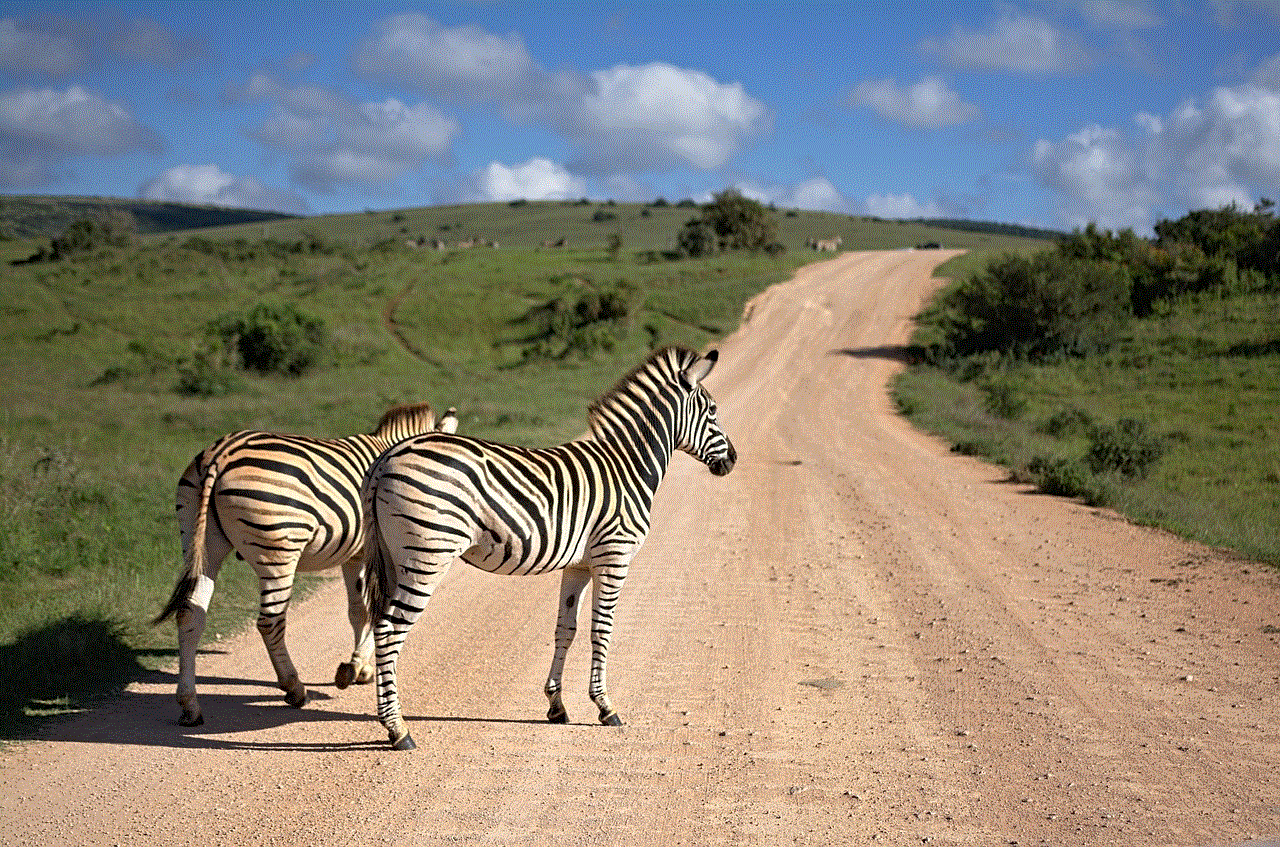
547,705 -> 568,724
178,711 -> 204,727
285,688 -> 308,708
390,731 -> 417,751
334,662 -> 356,689
599,710 -> 622,727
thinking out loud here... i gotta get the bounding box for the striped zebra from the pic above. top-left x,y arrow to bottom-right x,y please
153,402 -> 458,727
361,347 -> 736,750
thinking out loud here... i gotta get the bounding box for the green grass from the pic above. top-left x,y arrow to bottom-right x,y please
0,197 -> 1049,737
893,284 -> 1280,566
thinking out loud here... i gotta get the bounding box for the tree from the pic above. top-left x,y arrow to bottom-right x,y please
676,189 -> 777,257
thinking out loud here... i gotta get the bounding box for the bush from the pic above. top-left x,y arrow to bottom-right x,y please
1028,455 -> 1094,498
676,189 -> 777,257
519,280 -> 633,361
1087,418 -> 1166,479
979,374 -> 1029,419
1038,405 -> 1094,438
922,251 -> 1131,362
209,301 -> 328,376
174,352 -> 242,397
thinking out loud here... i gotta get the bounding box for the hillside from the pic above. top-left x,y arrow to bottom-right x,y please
0,195 -> 298,240
2,194 -> 1053,255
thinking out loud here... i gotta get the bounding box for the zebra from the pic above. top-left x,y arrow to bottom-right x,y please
361,346 -> 736,750
153,402 -> 459,727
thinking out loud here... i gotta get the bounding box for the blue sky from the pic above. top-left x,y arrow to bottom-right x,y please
2,1 -> 1278,234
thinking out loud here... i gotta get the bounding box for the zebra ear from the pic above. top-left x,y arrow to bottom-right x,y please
680,349 -> 718,388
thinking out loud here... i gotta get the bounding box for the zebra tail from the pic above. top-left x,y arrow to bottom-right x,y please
152,456 -> 218,626
360,470 -> 393,625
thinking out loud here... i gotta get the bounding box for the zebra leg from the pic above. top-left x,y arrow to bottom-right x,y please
253,566 -> 308,708
587,561 -> 630,726
373,560 -> 452,751
174,569 -> 221,726
545,567 -> 591,723
335,557 -> 374,689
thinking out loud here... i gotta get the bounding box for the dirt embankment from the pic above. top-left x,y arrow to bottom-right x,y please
1,250 -> 1276,847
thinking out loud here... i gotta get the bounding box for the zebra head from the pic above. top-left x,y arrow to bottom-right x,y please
676,349 -> 736,477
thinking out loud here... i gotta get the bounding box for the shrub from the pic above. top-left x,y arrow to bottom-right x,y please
174,352 -> 242,397
519,280 -> 633,361
209,301 -> 328,376
1028,455 -> 1094,498
1038,405 -> 1094,438
1087,418 -> 1166,479
922,251 -> 1131,361
979,374 -> 1029,419
675,189 -> 778,256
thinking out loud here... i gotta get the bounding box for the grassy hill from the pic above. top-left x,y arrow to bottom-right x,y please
0,194 -> 298,240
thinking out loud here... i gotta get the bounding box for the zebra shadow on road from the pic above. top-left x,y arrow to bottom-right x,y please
15,666 -> 557,752
830,345 -> 917,364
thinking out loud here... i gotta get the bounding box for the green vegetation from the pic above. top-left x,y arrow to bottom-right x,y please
677,189 -> 780,257
0,194 -> 1046,737
894,201 -> 1280,567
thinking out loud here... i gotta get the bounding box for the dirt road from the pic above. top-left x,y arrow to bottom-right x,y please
2,251 -> 1277,847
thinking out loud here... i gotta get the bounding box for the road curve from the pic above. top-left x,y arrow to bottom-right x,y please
2,250 -> 1277,847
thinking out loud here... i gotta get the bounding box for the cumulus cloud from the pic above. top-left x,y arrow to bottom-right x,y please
455,158 -> 587,203
0,85 -> 162,187
735,177 -> 850,213
864,193 -> 943,219
921,11 -> 1090,74
0,16 -> 89,76
1032,124 -> 1157,230
850,76 -> 979,129
230,73 -> 460,193
562,63 -> 768,173
355,14 -> 541,101
354,15 -> 768,176
139,163 -> 310,214
1031,71 -> 1280,231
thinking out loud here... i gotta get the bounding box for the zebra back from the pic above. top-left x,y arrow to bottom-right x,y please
159,403 -> 454,624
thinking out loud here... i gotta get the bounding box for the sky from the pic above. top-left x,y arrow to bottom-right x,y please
2,1 -> 1279,235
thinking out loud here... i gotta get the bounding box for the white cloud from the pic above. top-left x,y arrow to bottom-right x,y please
1032,124 -> 1156,230
735,177 -> 850,213
864,193 -> 943,219
921,11 -> 1090,74
354,14 -> 541,101
1031,76 -> 1280,231
565,63 -> 768,172
851,76 -> 979,130
0,17 -> 88,76
0,85 -> 162,188
139,164 -> 310,214
354,15 -> 768,176
232,74 -> 460,193
459,158 -> 587,203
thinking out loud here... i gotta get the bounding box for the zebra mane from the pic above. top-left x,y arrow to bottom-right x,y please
370,402 -> 437,438
586,346 -> 696,433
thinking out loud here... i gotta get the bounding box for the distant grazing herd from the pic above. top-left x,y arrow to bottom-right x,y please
402,234 -> 851,252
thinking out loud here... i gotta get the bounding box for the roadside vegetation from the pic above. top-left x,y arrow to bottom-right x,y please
0,193 -> 1043,737
893,201 -> 1280,567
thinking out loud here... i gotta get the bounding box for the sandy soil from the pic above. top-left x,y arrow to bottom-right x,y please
2,250 -> 1278,847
